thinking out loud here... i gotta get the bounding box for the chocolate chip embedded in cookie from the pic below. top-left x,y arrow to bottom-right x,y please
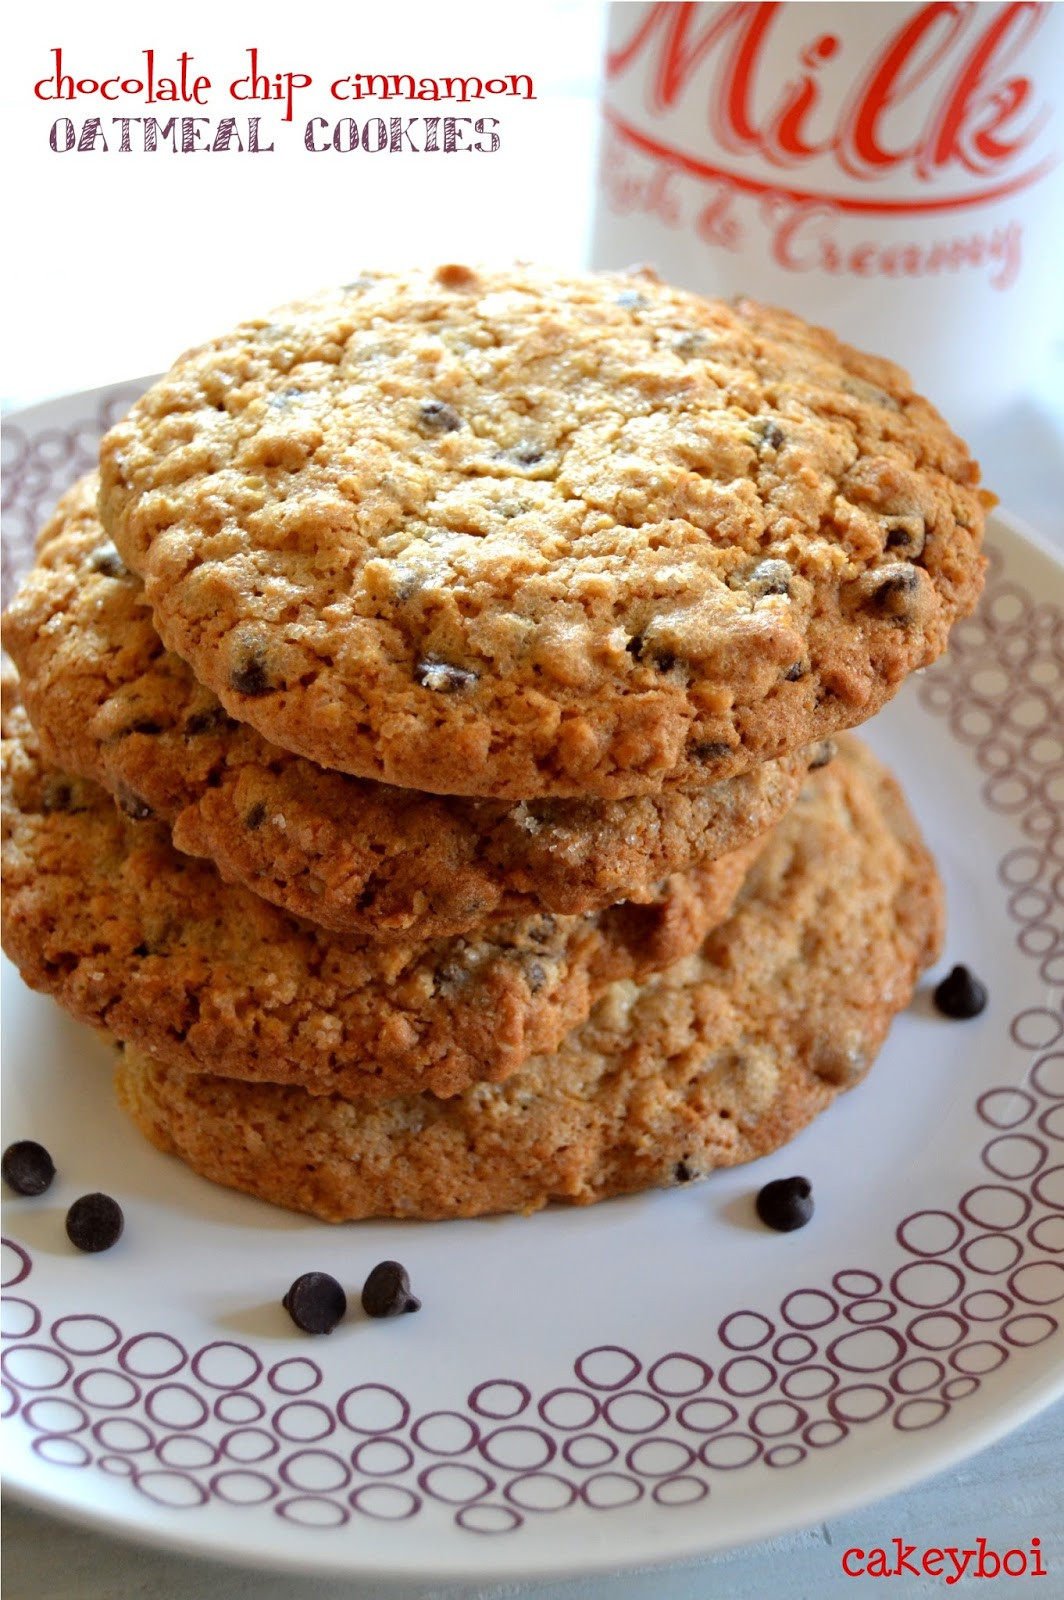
114,738 -> 944,1221
97,265 -> 990,799
4,475 -> 813,940
0,700 -> 760,1100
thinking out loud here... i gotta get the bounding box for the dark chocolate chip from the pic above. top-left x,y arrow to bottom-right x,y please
747,559 -> 793,597
184,706 -> 234,737
41,777 -> 77,814
808,739 -> 836,770
244,802 -> 267,832
282,1271 -> 347,1335
509,446 -> 543,466
2,1140 -> 56,1196
754,419 -> 784,451
674,1160 -> 694,1184
116,787 -> 153,821
418,399 -> 462,434
526,960 -> 547,993
132,942 -> 151,958
525,914 -> 558,949
436,961 -> 468,993
89,543 -> 127,578
690,741 -> 732,764
230,646 -> 274,698
616,289 -> 648,309
868,567 -> 920,620
66,1192 -> 124,1252
625,635 -> 680,675
784,662 -> 806,682
885,522 -> 926,555
933,964 -> 988,1020
361,1260 -> 421,1319
415,660 -> 477,694
756,1176 -> 813,1232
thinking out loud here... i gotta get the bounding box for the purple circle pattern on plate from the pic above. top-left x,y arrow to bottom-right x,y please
2,399 -> 1063,1536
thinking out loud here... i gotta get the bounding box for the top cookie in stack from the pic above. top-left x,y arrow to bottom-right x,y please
95,263 -> 990,801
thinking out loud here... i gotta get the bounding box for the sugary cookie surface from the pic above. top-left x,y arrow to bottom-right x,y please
98,265 -> 988,799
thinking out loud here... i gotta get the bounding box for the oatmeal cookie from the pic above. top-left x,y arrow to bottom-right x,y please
0,701 -> 758,1099
3,475 -> 815,938
98,264 -> 989,799
116,738 -> 943,1219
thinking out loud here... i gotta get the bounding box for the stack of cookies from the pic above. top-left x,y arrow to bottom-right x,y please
1,265 -> 989,1221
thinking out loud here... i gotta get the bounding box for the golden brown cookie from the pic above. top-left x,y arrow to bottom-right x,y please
0,701 -> 758,1099
98,264 -> 988,799
116,738 -> 943,1220
3,475 -> 816,939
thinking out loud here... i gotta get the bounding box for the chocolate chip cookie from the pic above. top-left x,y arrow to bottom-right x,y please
115,738 -> 943,1219
98,265 -> 989,799
0,700 -> 760,1099
3,476 -> 815,939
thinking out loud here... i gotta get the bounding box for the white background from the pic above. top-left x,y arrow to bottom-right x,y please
2,2 -> 1062,1596
1,0 -> 606,404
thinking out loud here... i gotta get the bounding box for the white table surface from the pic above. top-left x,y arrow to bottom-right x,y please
3,2 -> 1062,1592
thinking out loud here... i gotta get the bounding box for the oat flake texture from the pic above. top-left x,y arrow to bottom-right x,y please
3,474 -> 818,941
97,264 -> 989,799
115,738 -> 944,1221
0,701 -> 760,1101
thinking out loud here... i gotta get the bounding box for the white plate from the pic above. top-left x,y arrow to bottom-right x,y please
2,384 -> 1063,1584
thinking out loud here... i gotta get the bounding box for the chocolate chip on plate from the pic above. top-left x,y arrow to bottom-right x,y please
361,1260 -> 421,1319
66,1193 -> 124,1252
756,1176 -> 814,1232
2,1140 -> 56,1196
933,964 -> 988,1019
283,1271 -> 348,1335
